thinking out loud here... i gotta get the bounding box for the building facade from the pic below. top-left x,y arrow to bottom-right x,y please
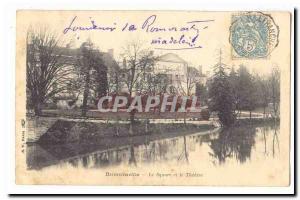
154,53 -> 206,95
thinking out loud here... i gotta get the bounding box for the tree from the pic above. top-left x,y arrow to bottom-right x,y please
235,65 -> 257,118
228,67 -> 239,115
195,83 -> 208,106
268,66 -> 280,119
122,41 -> 156,96
78,41 -> 108,116
121,40 -> 156,128
254,74 -> 270,118
107,64 -> 122,94
175,66 -> 201,125
147,73 -> 170,95
208,50 -> 235,126
177,66 -> 199,96
26,27 -> 73,115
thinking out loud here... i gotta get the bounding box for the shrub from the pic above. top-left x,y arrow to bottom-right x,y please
201,109 -> 210,120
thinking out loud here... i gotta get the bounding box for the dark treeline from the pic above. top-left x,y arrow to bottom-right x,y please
207,54 -> 280,126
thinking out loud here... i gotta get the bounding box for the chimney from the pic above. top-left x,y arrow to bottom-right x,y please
108,49 -> 114,58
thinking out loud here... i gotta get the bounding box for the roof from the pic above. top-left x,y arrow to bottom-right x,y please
56,47 -> 80,57
157,53 -> 187,64
56,46 -> 120,70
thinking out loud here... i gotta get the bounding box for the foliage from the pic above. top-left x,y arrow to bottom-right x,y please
253,74 -> 270,116
121,40 -> 157,96
209,125 -> 256,164
26,27 -> 73,115
77,41 -> 108,116
228,65 -> 280,119
208,62 -> 235,126
228,65 -> 258,117
120,40 -> 157,128
196,83 -> 208,106
177,66 -> 200,96
268,66 -> 280,118
200,109 -> 210,120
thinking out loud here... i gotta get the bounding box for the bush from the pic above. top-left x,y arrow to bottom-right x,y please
42,102 -> 57,109
201,109 -> 210,120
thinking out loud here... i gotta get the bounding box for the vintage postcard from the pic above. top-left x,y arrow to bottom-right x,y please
15,10 -> 291,186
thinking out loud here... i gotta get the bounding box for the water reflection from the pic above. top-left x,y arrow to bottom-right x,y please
260,121 -> 280,157
209,126 -> 256,164
27,122 -> 280,170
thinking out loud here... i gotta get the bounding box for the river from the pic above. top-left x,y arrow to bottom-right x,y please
26,121 -> 281,170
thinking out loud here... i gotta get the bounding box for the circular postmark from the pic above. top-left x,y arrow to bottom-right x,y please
229,12 -> 279,59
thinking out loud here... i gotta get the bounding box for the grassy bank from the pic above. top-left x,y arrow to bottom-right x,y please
37,120 -> 215,145
40,109 -> 206,120
235,117 -> 280,126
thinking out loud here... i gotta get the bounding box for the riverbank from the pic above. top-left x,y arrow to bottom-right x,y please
26,114 -> 216,143
235,117 -> 280,126
26,111 -> 275,143
34,116 -> 277,153
39,109 -> 206,120
37,120 -> 215,145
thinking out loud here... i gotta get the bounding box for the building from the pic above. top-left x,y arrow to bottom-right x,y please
115,52 -> 207,96
49,48 -> 206,109
154,53 -> 207,95
51,46 -> 119,109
